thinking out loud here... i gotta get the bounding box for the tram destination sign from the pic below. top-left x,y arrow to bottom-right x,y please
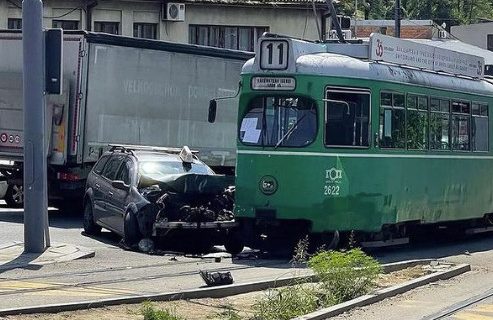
369,33 -> 484,79
252,77 -> 296,90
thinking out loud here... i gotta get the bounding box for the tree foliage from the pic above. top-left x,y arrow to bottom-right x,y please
338,0 -> 493,25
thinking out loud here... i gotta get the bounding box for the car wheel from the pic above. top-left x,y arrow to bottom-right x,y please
5,184 -> 23,208
83,201 -> 101,235
225,231 -> 244,256
124,211 -> 141,246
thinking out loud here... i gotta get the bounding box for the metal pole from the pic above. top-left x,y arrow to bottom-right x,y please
23,0 -> 48,253
354,0 -> 358,38
394,0 -> 401,38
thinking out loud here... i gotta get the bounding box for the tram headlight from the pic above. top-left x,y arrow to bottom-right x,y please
259,175 -> 278,195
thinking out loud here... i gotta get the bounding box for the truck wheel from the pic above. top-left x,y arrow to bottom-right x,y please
83,202 -> 101,235
124,211 -> 141,247
5,184 -> 23,208
225,232 -> 244,256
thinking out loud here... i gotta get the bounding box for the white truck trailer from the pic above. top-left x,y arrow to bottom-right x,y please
0,31 -> 252,206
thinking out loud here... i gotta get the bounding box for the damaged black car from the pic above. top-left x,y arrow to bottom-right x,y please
83,145 -> 243,254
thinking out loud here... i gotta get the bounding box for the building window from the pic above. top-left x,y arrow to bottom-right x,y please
94,22 -> 119,35
52,20 -> 79,30
189,25 -> 268,51
133,23 -> 157,39
488,35 -> 493,51
8,18 -> 22,30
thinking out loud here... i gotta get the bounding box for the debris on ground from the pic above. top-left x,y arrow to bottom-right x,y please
199,270 -> 234,286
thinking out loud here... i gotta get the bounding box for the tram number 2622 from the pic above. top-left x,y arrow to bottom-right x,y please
324,185 -> 340,196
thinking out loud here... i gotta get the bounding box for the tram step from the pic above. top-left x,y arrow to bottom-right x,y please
465,226 -> 493,235
361,237 -> 409,248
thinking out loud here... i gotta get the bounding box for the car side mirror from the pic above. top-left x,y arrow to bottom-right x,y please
208,100 -> 217,123
112,180 -> 129,191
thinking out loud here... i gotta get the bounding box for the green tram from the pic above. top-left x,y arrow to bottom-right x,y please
230,34 -> 493,249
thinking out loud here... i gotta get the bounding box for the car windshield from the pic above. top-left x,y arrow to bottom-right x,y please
239,96 -> 317,147
139,160 -> 213,180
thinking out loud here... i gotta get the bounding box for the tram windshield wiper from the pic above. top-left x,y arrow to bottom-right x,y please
274,113 -> 307,149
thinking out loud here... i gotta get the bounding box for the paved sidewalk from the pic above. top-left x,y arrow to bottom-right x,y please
0,242 -> 95,271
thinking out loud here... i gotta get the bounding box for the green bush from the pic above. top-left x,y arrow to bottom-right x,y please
308,248 -> 382,304
252,284 -> 319,320
140,302 -> 186,320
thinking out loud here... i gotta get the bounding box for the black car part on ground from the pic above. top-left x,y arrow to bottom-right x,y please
199,270 -> 234,286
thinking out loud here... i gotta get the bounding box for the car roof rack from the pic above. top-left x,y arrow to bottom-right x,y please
109,144 -> 199,155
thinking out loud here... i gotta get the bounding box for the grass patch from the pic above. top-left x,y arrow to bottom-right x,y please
212,305 -> 243,320
139,247 -> 382,320
250,247 -> 382,319
309,248 -> 383,304
141,301 -> 186,320
252,283 -> 319,320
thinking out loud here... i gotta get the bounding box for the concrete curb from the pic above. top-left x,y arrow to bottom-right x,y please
293,263 -> 471,320
0,242 -> 95,272
0,259 -> 457,316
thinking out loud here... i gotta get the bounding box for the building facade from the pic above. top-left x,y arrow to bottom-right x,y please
0,0 -> 328,50
350,19 -> 442,39
451,22 -> 493,51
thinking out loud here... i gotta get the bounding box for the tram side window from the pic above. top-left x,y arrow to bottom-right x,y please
325,89 -> 370,147
472,102 -> 489,152
406,94 -> 428,150
430,98 -> 450,150
379,92 -> 405,148
451,100 -> 471,151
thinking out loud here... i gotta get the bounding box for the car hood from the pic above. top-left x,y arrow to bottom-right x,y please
139,173 -> 234,194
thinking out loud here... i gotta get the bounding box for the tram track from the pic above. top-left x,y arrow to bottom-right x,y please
422,288 -> 493,320
0,258 -> 210,282
0,259 -> 289,296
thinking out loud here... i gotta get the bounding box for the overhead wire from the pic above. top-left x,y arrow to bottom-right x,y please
6,0 -> 85,19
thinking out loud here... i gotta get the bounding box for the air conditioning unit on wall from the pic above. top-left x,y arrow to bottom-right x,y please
162,3 -> 185,21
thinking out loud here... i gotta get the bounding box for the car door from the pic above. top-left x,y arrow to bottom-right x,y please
89,155 -> 110,221
107,157 -> 134,235
97,154 -> 125,230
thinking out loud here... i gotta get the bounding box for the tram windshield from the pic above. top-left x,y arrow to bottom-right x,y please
239,96 -> 317,147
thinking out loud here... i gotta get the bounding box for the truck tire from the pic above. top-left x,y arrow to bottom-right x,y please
124,211 -> 141,247
83,202 -> 101,235
5,184 -> 23,208
225,232 -> 244,256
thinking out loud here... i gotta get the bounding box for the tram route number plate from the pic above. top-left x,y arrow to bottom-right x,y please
260,40 -> 289,70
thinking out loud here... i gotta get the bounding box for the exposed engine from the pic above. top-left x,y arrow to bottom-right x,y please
140,184 -> 235,223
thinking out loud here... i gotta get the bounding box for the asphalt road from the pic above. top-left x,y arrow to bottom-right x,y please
1,203 -> 493,318
0,203 -> 306,310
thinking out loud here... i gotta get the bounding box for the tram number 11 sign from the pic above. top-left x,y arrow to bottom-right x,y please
260,40 -> 289,70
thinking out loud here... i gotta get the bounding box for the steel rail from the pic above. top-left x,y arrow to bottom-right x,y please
422,288 -> 493,320
0,260 -> 289,297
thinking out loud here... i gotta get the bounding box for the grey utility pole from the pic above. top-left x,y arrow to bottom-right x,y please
23,0 -> 49,253
394,0 -> 401,38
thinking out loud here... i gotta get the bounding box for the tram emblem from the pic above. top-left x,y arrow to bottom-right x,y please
326,167 -> 343,182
